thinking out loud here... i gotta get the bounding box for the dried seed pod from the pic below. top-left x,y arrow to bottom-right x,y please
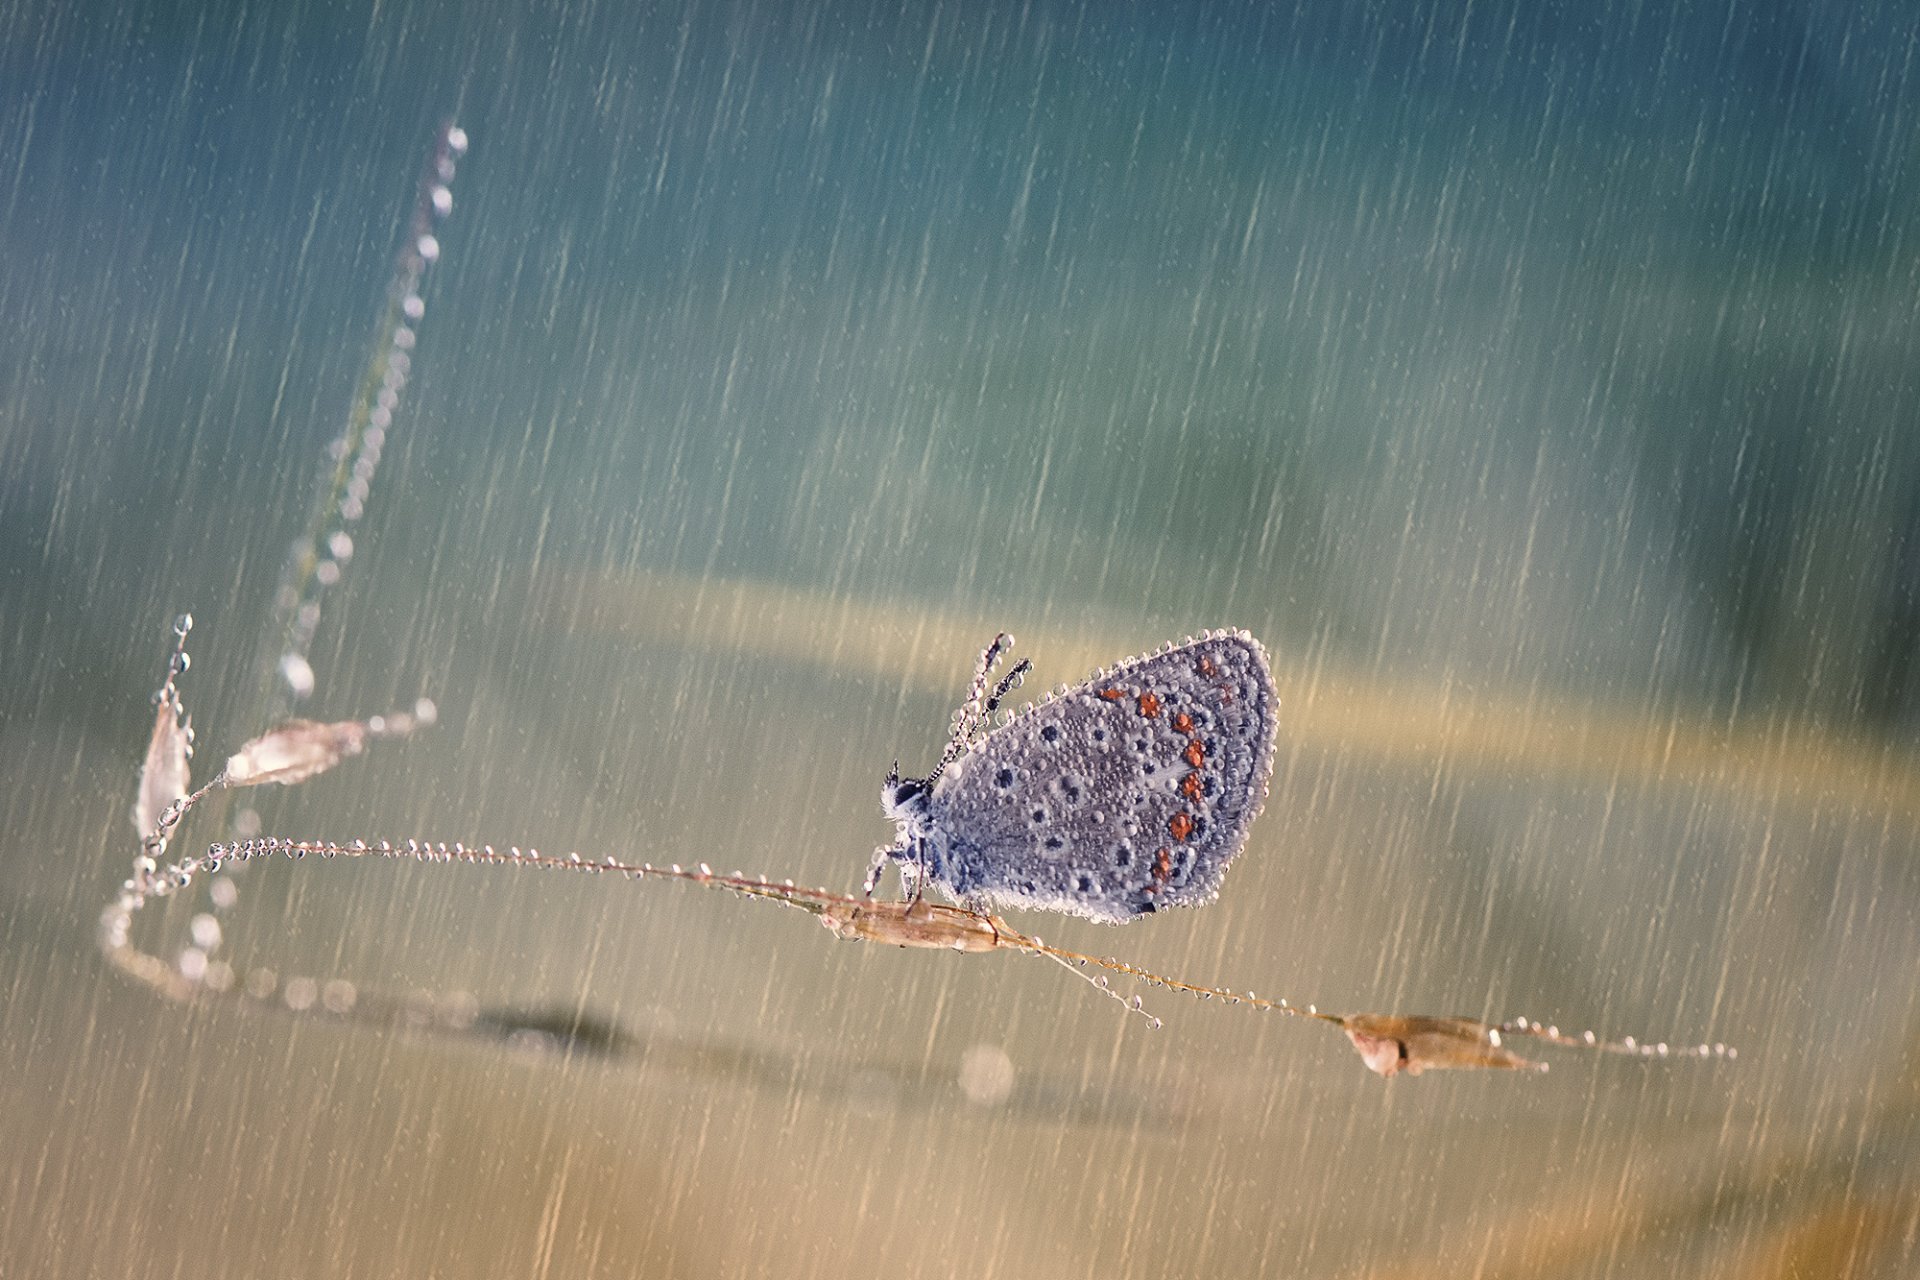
223,719 -> 369,788
133,618 -> 195,841
134,699 -> 193,838
1338,1014 -> 1547,1077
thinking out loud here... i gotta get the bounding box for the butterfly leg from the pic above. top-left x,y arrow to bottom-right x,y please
863,841 -> 898,898
865,834 -> 930,903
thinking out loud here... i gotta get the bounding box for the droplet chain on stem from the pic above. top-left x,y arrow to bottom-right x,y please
143,828 -> 1735,1070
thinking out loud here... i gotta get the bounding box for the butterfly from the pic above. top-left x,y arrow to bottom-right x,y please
869,632 -> 1278,923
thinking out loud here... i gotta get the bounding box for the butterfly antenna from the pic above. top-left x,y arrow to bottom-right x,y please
932,632 -> 1016,781
983,659 -> 1031,717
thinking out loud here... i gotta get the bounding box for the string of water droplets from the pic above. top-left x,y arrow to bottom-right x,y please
169,121 -> 466,1005
271,120 -> 467,706
119,805 -> 1737,1073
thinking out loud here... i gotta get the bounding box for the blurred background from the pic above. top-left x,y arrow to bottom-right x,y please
2,0 -> 1917,1276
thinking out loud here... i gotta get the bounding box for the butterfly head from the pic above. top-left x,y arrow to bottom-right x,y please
881,763 -> 931,822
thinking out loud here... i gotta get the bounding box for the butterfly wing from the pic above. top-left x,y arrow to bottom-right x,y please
925,632 -> 1276,922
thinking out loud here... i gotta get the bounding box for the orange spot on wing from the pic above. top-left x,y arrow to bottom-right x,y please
1099,688 -> 1125,702
1150,847 -> 1174,887
1171,711 -> 1195,735
1183,740 -> 1205,767
1179,771 -> 1204,800
1137,692 -> 1161,718
1197,655 -> 1218,677
1169,812 -> 1195,842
